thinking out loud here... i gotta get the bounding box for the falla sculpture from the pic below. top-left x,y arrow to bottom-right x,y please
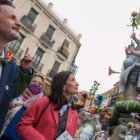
109,10 -> 140,140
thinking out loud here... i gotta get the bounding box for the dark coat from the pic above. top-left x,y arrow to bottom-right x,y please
0,59 -> 34,130
0,60 -> 19,130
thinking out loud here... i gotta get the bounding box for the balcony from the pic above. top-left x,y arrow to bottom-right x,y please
20,15 -> 37,32
10,48 -> 24,60
32,62 -> 44,72
47,69 -> 57,79
58,47 -> 69,59
40,33 -> 55,47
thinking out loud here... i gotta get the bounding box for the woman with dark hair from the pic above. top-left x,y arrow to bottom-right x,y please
16,71 -> 80,140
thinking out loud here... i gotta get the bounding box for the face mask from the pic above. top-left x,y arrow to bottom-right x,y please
28,83 -> 42,95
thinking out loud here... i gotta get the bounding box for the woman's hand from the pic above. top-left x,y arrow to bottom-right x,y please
22,88 -> 33,99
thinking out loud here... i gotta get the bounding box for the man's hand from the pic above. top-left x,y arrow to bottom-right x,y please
20,47 -> 32,70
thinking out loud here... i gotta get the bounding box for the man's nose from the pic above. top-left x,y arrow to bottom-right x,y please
76,81 -> 79,86
15,18 -> 21,28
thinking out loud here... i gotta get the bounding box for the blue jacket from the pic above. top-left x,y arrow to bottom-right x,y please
0,60 -> 19,130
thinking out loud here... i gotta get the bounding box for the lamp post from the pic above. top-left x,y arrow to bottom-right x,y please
89,80 -> 100,106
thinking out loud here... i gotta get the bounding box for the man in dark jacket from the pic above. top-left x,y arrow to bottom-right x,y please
0,0 -> 34,132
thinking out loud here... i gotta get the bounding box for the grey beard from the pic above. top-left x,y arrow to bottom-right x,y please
5,34 -> 21,42
0,31 -> 21,42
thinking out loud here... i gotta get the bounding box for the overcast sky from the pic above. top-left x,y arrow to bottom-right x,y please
43,0 -> 140,93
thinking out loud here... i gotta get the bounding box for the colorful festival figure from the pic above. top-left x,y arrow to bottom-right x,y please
109,10 -> 140,140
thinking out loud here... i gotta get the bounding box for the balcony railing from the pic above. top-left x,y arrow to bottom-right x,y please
10,48 -> 24,60
20,15 -> 37,32
40,33 -> 55,47
58,47 -> 69,58
32,62 -> 44,72
47,69 -> 57,78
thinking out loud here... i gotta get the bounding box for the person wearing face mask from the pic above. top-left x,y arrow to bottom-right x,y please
16,71 -> 84,140
0,74 -> 44,140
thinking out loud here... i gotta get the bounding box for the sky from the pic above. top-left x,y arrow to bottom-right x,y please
43,0 -> 140,93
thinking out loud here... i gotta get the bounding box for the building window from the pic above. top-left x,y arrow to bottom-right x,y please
20,8 -> 37,32
58,39 -> 69,58
45,25 -> 55,39
9,34 -> 24,52
32,48 -> 44,66
41,25 -> 55,47
49,60 -> 60,78
27,8 -> 38,25
62,39 -> 69,49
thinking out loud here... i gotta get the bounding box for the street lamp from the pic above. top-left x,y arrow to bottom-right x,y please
89,80 -> 100,106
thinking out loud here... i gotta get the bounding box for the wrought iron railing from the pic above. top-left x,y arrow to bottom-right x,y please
47,69 -> 57,78
40,33 -> 55,47
20,15 -> 37,32
32,62 -> 44,72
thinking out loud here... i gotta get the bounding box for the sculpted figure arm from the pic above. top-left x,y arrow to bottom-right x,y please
129,45 -> 140,57
131,33 -> 140,46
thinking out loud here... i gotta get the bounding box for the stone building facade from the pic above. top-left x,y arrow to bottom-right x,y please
10,0 -> 82,94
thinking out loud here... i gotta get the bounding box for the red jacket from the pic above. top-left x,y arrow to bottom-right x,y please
17,96 -> 78,140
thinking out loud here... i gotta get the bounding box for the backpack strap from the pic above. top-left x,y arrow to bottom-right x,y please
34,100 -> 49,127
